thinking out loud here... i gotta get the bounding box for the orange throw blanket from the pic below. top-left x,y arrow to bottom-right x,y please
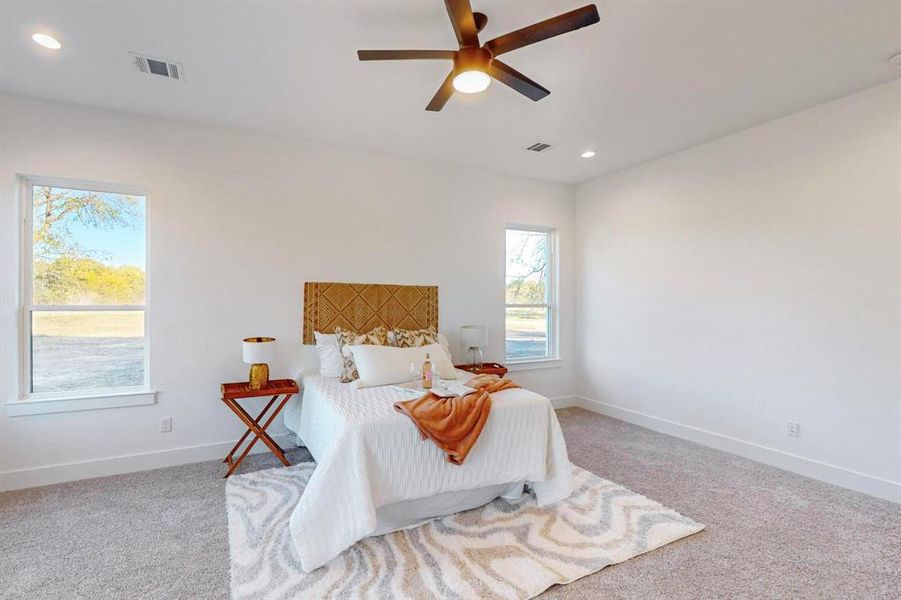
393,375 -> 519,465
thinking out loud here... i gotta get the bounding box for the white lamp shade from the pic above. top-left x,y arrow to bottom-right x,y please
460,325 -> 486,348
243,337 -> 276,364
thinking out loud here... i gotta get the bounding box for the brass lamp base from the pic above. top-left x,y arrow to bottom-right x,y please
248,363 -> 270,390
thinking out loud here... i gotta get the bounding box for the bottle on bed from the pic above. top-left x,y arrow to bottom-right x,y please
422,353 -> 433,390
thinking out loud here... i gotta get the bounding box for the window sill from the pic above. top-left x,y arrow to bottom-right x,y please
506,357 -> 563,372
6,389 -> 158,416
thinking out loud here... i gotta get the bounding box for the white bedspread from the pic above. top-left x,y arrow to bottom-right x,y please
283,372 -> 572,572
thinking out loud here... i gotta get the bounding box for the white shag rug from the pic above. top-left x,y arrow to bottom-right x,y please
226,463 -> 704,599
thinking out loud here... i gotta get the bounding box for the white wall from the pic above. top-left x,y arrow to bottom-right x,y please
0,94 -> 576,489
3,82 -> 899,502
575,80 -> 901,501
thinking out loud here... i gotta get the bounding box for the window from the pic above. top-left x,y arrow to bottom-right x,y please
505,226 -> 556,361
23,179 -> 148,397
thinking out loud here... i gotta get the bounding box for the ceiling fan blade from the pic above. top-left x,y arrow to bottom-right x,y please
357,50 -> 456,61
426,71 -> 456,112
489,60 -> 550,101
444,0 -> 480,48
484,4 -> 600,57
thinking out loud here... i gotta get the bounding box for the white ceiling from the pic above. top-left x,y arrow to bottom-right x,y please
1,1 -> 899,184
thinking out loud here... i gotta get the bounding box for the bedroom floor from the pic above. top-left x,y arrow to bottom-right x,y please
1,408 -> 898,600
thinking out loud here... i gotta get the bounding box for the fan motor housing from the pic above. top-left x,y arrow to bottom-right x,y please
454,47 -> 492,76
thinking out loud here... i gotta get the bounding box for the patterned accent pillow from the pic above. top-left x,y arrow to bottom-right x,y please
335,326 -> 389,383
392,327 -> 439,348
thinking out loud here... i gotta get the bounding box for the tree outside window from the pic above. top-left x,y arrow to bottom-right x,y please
26,182 -> 147,395
505,227 -> 555,361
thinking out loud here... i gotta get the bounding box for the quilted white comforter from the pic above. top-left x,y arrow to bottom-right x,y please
283,373 -> 572,572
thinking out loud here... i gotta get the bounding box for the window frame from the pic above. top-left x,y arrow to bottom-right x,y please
504,224 -> 559,364
15,175 -> 154,409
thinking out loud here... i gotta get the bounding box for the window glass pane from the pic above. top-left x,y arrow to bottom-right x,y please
32,186 -> 146,305
505,229 -> 549,304
505,306 -> 548,360
31,311 -> 145,393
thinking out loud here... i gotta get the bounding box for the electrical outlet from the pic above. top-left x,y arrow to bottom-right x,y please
160,417 -> 173,433
787,421 -> 800,437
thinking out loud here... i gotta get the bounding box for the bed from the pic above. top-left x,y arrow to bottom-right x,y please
283,282 -> 572,572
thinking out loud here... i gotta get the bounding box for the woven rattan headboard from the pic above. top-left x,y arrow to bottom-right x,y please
302,282 -> 438,344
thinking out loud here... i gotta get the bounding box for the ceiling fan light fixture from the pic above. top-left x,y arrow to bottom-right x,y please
452,47 -> 492,94
453,70 -> 491,94
356,2 -> 600,111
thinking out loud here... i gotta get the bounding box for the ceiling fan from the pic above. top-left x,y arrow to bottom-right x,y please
357,1 -> 600,112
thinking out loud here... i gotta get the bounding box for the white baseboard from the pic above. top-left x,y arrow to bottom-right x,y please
575,396 -> 900,504
6,400 -> 896,505
0,433 -> 297,492
549,395 -> 581,409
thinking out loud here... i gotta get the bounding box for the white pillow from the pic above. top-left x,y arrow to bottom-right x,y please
314,331 -> 343,378
437,333 -> 453,362
350,343 -> 456,388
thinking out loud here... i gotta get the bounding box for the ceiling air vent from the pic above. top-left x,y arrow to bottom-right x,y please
525,142 -> 553,153
131,53 -> 184,80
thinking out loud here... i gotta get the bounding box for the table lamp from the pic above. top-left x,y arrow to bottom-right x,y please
460,325 -> 486,367
242,337 -> 276,389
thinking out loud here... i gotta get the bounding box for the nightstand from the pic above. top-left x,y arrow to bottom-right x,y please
220,378 -> 298,477
454,362 -> 508,377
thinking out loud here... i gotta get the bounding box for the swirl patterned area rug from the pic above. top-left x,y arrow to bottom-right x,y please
226,463 -> 704,599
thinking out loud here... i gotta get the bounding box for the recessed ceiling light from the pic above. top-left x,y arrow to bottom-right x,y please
580,150 -> 596,159
32,33 -> 61,50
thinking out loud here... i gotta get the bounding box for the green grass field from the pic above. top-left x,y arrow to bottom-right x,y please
506,307 -> 548,333
31,311 -> 145,392
505,307 -> 548,359
32,311 -> 144,337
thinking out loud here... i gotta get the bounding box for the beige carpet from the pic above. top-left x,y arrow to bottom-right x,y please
226,463 -> 703,599
1,408 -> 899,599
